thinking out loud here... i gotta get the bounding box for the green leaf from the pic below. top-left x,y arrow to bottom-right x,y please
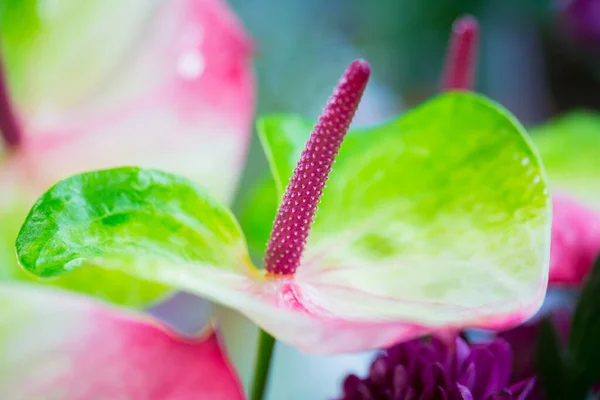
258,115 -> 314,197
16,167 -> 252,300
238,176 -> 278,259
531,111 -> 600,210
258,92 -> 551,325
568,255 -> 600,391
536,317 -> 568,400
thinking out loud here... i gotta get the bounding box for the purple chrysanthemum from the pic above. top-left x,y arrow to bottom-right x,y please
338,336 -> 535,400
560,0 -> 600,45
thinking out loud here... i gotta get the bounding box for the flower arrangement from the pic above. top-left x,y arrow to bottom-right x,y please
0,1 -> 599,400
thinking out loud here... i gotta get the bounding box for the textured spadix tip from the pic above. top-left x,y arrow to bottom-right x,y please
264,59 -> 371,276
441,15 -> 479,91
346,59 -> 371,81
453,15 -> 478,38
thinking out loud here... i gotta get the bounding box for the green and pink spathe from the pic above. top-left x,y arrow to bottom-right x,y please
435,15 -> 600,289
16,60 -> 552,355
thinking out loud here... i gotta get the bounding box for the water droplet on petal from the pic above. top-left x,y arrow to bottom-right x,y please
177,51 -> 205,80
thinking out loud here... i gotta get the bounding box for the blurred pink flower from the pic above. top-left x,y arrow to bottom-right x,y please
0,0 -> 255,306
0,0 -> 254,205
0,284 -> 244,399
549,194 -> 600,285
0,2 -> 253,397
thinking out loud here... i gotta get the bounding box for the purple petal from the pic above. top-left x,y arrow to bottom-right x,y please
487,389 -> 512,400
458,361 -> 476,389
457,383 -> 474,400
455,337 -> 472,369
392,365 -> 409,399
432,386 -> 449,400
340,333 -> 536,400
342,374 -> 362,396
356,382 -> 374,400
418,386 -> 434,400
403,386 -> 418,400
432,362 -> 453,390
497,324 -> 538,381
562,0 -> 600,45
465,348 -> 496,398
486,339 -> 513,387
415,357 -> 434,392
430,336 -> 451,365
508,378 -> 536,400
417,343 -> 441,365
389,339 -> 421,368
369,355 -> 389,385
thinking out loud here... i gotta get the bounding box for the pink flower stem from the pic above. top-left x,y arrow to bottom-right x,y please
264,59 -> 371,276
440,15 -> 479,91
0,48 -> 22,149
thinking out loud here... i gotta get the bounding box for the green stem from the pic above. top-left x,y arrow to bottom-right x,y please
250,328 -> 276,400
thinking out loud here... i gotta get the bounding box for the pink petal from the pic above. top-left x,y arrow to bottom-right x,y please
0,285 -> 244,399
184,270 -> 541,354
8,0 -> 254,204
549,192 -> 600,285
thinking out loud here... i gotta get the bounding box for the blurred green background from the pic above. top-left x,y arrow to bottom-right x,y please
228,0 -> 600,220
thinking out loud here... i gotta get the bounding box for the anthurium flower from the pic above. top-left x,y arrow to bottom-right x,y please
0,284 -> 244,399
15,60 -> 551,354
530,113 -> 600,285
436,13 -> 600,288
0,0 -> 254,307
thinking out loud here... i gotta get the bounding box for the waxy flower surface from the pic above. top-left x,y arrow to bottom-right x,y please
0,284 -> 244,399
407,12 -> 600,291
0,0 -> 254,307
15,60 -> 552,355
